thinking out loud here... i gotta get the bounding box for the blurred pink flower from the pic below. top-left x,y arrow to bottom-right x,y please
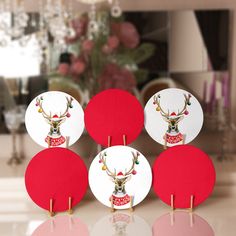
58,63 -> 70,76
111,22 -> 140,49
82,40 -> 94,53
107,35 -> 119,49
71,59 -> 86,75
99,63 -> 136,91
102,44 -> 113,54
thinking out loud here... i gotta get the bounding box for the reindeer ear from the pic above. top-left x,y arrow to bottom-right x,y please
110,177 -> 115,182
163,117 -> 169,122
177,116 -> 184,123
59,119 -> 66,124
127,175 -> 132,181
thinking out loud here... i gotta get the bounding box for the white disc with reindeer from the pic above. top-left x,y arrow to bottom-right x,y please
89,146 -> 152,209
25,91 -> 84,148
144,88 -> 203,147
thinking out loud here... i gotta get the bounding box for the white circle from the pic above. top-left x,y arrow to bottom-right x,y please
89,146 -> 152,210
25,91 -> 84,148
144,88 -> 203,147
91,213 -> 151,236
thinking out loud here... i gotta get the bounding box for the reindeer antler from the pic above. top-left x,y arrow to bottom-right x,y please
153,95 -> 169,117
99,152 -> 116,177
124,151 -> 140,176
36,96 -> 51,120
59,97 -> 73,118
177,94 -> 191,116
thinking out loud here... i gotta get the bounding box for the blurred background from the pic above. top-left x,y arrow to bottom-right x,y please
0,0 -> 236,235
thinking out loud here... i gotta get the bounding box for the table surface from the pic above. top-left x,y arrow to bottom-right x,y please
0,195 -> 235,236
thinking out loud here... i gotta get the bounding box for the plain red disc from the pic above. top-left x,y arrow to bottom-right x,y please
25,148 -> 88,212
84,89 -> 144,147
153,145 -> 215,208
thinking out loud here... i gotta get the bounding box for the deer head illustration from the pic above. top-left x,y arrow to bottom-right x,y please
153,93 -> 191,134
99,151 -> 139,196
36,96 -> 73,138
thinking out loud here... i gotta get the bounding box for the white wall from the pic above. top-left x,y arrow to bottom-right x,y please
169,11 -> 209,72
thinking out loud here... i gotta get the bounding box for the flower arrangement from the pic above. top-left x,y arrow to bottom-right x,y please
56,11 -> 155,96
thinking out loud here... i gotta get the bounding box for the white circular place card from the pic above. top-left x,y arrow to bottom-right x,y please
25,91 -> 84,148
144,88 -> 203,147
89,146 -> 152,210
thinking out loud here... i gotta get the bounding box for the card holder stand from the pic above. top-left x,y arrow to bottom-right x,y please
108,134 -> 134,213
170,194 -> 195,212
48,196 -> 73,217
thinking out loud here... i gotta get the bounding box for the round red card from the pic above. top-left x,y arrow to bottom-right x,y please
84,89 -> 144,147
25,148 -> 88,212
153,145 -> 215,208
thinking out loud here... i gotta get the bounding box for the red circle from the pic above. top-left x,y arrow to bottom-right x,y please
25,148 -> 88,212
84,89 -> 144,147
153,145 -> 215,208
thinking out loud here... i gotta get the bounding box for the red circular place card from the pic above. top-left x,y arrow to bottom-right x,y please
84,89 -> 144,147
153,211 -> 214,236
25,148 -> 88,212
32,215 -> 89,236
153,145 -> 215,209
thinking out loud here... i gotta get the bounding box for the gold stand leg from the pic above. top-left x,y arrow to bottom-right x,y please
49,199 -> 55,217
123,134 -> 127,146
129,195 -> 134,212
171,194 -> 175,211
68,197 -> 73,215
110,195 -> 115,212
48,138 -> 51,148
108,136 -> 111,147
164,134 -> 167,150
65,136 -> 70,149
189,195 -> 194,212
182,134 -> 186,145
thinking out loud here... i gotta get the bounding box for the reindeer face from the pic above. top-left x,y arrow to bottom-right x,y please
166,116 -> 184,132
112,176 -> 131,194
49,117 -> 66,134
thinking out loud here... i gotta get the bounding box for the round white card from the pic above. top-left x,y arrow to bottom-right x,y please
89,146 -> 152,209
91,213 -> 151,236
144,88 -> 203,147
25,91 -> 84,148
